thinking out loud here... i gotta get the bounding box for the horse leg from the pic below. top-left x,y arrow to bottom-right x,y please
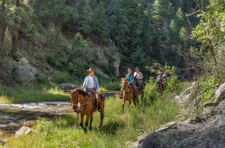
100,110 -> 104,127
133,95 -> 136,106
80,114 -> 84,128
122,99 -> 126,114
85,115 -> 90,130
89,114 -> 93,130
129,99 -> 131,110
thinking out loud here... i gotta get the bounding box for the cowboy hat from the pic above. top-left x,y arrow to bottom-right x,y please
87,68 -> 96,73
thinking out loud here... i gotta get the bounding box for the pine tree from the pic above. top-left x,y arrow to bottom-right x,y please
130,46 -> 146,69
168,19 -> 178,43
176,7 -> 185,29
76,0 -> 93,34
92,2 -> 109,42
152,0 -> 167,27
179,27 -> 186,40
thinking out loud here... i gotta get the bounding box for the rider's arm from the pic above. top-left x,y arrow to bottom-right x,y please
95,76 -> 100,92
129,75 -> 134,84
83,76 -> 88,90
139,72 -> 143,80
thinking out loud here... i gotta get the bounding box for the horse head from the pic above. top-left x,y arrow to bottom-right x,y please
121,77 -> 128,90
66,88 -> 79,111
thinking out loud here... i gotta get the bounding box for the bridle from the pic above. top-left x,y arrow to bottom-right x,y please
71,90 -> 90,113
122,81 -> 132,95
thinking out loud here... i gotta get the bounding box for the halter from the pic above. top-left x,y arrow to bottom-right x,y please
71,90 -> 90,113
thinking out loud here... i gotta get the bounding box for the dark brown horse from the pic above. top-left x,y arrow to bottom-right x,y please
121,78 -> 137,113
67,88 -> 105,130
133,76 -> 144,103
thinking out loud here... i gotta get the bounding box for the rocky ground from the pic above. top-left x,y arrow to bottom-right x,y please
136,82 -> 225,148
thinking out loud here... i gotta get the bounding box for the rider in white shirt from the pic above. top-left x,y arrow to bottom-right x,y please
134,67 -> 144,87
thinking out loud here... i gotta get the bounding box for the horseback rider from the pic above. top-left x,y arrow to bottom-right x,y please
83,68 -> 102,111
119,68 -> 134,98
134,67 -> 144,88
157,73 -> 164,89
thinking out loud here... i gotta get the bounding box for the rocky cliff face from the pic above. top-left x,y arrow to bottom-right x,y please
137,82 -> 225,148
0,33 -> 120,86
87,39 -> 120,78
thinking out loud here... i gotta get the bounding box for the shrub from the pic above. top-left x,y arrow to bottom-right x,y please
54,71 -> 69,84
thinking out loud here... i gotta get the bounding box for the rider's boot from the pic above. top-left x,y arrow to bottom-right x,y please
119,89 -> 123,99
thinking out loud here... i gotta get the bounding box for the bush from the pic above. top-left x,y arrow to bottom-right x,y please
54,71 -> 69,84
37,73 -> 49,84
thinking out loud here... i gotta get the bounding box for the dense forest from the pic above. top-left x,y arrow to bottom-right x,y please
1,0 -> 225,147
0,0 -> 205,82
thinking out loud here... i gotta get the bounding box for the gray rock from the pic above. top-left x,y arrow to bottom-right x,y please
18,57 -> 29,66
113,52 -> 120,77
14,58 -> 38,85
15,126 -> 33,139
95,67 -> 109,79
214,83 -> 225,104
59,83 -> 77,91
138,103 -> 225,148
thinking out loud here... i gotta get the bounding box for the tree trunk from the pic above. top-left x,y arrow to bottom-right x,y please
1,0 -> 6,45
208,40 -> 217,66
12,0 -> 20,53
201,0 -> 204,11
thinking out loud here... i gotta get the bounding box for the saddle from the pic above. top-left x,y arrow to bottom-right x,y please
86,88 -> 105,104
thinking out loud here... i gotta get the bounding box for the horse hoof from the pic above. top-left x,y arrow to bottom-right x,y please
89,127 -> 92,130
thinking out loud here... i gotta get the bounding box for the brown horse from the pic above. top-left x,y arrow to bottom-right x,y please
67,88 -> 105,130
121,78 -> 137,113
133,76 -> 144,104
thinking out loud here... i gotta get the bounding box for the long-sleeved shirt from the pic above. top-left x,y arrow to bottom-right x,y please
83,75 -> 99,91
134,72 -> 143,80
125,74 -> 134,83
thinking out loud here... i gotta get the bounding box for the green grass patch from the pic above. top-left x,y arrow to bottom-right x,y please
0,83 -> 69,104
5,94 -> 180,148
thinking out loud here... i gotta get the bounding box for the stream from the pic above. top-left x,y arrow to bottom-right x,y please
0,91 -> 119,140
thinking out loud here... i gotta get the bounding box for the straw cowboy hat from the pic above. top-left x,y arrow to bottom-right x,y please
87,68 -> 96,73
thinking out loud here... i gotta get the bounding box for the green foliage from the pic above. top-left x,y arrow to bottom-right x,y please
179,27 -> 186,40
34,0 -> 77,27
147,63 -> 176,75
176,7 -> 185,29
152,0 -> 167,26
54,71 -> 69,84
143,77 -> 160,103
199,76 -> 220,104
76,0 -> 93,34
92,2 -> 109,42
0,84 -> 68,103
193,0 -> 225,48
6,94 -> 180,148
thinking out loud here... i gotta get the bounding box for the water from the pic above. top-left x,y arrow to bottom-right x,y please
0,91 -> 119,139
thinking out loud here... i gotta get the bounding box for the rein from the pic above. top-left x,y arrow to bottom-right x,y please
122,82 -> 132,95
72,91 -> 90,113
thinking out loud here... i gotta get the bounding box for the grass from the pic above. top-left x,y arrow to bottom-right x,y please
0,83 -> 68,104
5,94 -> 180,148
0,78 -> 121,104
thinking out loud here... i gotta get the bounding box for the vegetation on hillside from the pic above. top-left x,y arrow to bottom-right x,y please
0,0 -> 200,80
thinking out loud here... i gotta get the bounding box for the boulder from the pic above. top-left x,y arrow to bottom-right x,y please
214,82 -> 225,104
113,52 -> 120,77
14,57 -> 38,85
59,83 -> 77,91
15,126 -> 33,139
95,67 -> 109,79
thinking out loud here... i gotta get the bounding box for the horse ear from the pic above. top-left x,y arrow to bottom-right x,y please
66,90 -> 72,93
121,77 -> 123,80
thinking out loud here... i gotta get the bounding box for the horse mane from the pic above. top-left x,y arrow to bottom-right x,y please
77,89 -> 88,97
